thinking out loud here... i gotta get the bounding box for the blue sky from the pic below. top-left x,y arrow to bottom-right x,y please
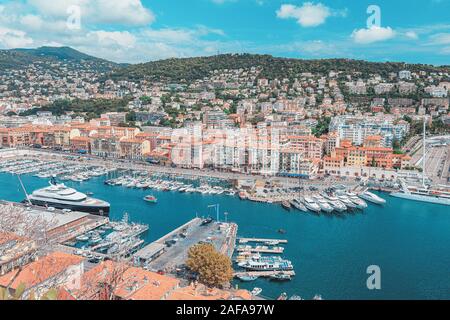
0,0 -> 449,64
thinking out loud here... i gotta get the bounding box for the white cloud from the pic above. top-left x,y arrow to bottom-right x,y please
27,0 -> 155,26
0,27 -> 34,48
276,2 -> 345,27
428,33 -> 450,45
91,31 -> 136,48
20,15 -> 44,30
351,26 -> 396,44
404,31 -> 418,40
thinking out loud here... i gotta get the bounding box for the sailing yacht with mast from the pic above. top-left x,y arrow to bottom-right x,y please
391,116 -> 450,206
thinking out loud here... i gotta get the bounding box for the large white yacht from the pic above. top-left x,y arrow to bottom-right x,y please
25,180 -> 110,216
390,116 -> 450,207
359,190 -> 386,205
391,182 -> 450,206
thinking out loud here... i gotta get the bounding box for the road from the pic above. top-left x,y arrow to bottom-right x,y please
423,145 -> 449,185
146,220 -> 233,274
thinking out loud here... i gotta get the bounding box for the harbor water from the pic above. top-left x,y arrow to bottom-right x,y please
1,172 -> 449,300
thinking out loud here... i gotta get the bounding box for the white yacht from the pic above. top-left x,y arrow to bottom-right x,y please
347,192 -> 368,209
313,196 -> 334,213
390,117 -> 450,207
302,197 -> 321,213
359,190 -> 386,205
337,195 -> 357,209
290,199 -> 308,212
323,195 -> 347,212
25,180 -> 110,216
391,183 -> 450,206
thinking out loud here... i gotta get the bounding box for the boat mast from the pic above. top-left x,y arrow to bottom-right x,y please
17,174 -> 31,205
208,204 -> 220,222
422,115 -> 427,188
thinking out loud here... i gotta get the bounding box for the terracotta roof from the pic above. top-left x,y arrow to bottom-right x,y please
0,231 -> 23,246
120,138 -> 143,144
70,136 -> 91,142
75,261 -> 179,300
324,156 -> 344,161
167,284 -> 253,301
0,252 -> 84,290
365,135 -> 382,140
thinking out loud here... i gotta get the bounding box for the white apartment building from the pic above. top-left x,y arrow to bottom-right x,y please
329,116 -> 410,147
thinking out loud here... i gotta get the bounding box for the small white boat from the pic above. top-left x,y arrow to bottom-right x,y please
251,287 -> 263,296
76,235 -> 89,242
90,236 -> 102,244
359,191 -> 386,205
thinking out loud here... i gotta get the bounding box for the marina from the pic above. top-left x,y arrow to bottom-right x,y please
134,217 -> 238,277
0,165 -> 450,299
0,155 -> 398,217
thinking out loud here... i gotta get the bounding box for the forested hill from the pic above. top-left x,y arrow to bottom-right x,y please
110,53 -> 450,82
0,46 -> 118,72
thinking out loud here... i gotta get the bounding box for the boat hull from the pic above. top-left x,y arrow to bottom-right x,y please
305,204 -> 321,213
25,199 -> 110,216
390,192 -> 450,206
359,194 -> 386,205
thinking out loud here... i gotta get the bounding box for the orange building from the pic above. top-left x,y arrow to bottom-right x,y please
0,252 -> 84,299
70,136 -> 91,153
287,135 -> 324,161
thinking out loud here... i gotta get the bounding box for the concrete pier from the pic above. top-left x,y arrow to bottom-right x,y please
234,270 -> 295,278
238,238 -> 288,244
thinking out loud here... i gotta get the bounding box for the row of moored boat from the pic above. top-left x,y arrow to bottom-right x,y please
283,190 -> 386,214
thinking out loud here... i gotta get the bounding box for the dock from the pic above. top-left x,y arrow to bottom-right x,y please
238,238 -> 288,244
134,218 -> 238,274
234,270 -> 296,278
237,246 -> 284,254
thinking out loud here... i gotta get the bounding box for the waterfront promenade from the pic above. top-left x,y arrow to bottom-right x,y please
3,148 -> 361,192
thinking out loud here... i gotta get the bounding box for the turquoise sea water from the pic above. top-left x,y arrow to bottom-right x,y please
1,172 -> 449,300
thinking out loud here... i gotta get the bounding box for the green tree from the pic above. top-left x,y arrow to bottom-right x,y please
312,117 -> 331,137
186,243 -> 233,288
0,283 -> 58,300
140,96 -> 152,104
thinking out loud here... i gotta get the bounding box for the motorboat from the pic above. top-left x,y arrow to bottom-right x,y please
281,201 -> 292,210
359,190 -> 386,205
144,195 -> 158,203
337,195 -> 357,209
76,235 -> 89,242
290,199 -> 308,212
236,274 -> 258,282
302,197 -> 321,213
323,195 -> 347,212
269,273 -> 292,281
313,196 -> 334,213
251,288 -> 263,296
347,192 -> 368,209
